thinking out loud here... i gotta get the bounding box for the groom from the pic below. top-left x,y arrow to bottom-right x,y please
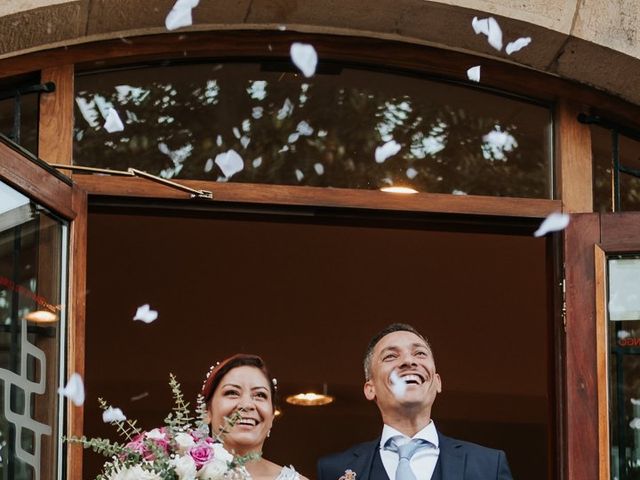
317,323 -> 513,480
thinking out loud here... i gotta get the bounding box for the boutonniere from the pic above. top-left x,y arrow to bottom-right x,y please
339,469 -> 357,480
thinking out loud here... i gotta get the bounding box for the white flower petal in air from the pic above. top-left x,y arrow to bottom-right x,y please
618,330 -> 631,340
103,108 -> 124,133
102,406 -> 126,423
533,212 -> 570,237
130,391 -> 149,402
314,163 -> 325,175
375,140 -> 402,163
165,0 -> 199,31
390,370 -> 407,399
632,398 -> 640,406
630,417 -> 640,430
215,149 -> 244,178
406,167 -> 418,179
471,16 -> 503,51
253,157 -> 262,168
506,37 -> 532,55
295,169 -> 304,182
290,43 -> 318,78
58,373 -> 85,406
204,158 -> 214,173
133,304 -> 158,324
467,66 -> 481,82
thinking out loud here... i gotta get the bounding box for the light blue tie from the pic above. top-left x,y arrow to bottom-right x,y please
385,437 -> 430,480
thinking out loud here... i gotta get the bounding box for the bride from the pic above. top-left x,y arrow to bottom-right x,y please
201,354 -> 309,480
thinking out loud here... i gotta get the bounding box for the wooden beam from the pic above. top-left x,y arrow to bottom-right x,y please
556,101 -> 593,213
72,175 -> 562,218
39,64 -> 74,165
0,139 -> 74,219
66,187 -> 88,480
594,244 -> 610,480
563,213 -> 600,479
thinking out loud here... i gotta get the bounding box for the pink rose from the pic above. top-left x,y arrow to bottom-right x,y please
189,442 -> 215,467
124,429 -> 169,461
125,436 -> 145,456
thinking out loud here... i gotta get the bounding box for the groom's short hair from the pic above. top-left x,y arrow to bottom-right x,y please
363,323 -> 430,380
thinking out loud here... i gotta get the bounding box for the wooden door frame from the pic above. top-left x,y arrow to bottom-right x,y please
0,136 -> 88,479
564,212 -> 640,480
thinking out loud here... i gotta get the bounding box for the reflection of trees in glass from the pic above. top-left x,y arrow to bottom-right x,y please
74,64 -> 550,198
592,128 -> 640,212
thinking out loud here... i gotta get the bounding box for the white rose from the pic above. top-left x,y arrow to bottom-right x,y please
171,455 -> 198,480
109,465 -> 162,480
211,443 -> 234,463
197,458 -> 229,480
175,432 -> 196,453
146,428 -> 166,441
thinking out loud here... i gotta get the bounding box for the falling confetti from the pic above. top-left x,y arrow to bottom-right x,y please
131,392 -> 150,402
58,373 -> 85,406
165,0 -> 199,31
375,140 -> 402,163
618,330 -> 631,339
390,370 -> 407,399
406,167 -> 418,179
214,149 -> 244,178
472,16 -> 503,51
102,406 -> 127,423
290,43 -> 318,78
103,108 -> 124,133
506,37 -> 532,55
466,66 -> 481,82
133,304 -> 158,324
533,212 -> 570,237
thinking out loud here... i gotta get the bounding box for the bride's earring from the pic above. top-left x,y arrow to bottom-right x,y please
267,430 -> 271,438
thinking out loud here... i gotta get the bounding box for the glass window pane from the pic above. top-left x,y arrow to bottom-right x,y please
591,125 -> 613,213
74,63 -> 552,198
0,75 -> 40,156
591,126 -> 640,213
608,255 -> 640,480
619,135 -> 640,212
0,179 -> 67,479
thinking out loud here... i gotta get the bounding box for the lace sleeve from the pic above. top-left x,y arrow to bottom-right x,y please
276,465 -> 300,480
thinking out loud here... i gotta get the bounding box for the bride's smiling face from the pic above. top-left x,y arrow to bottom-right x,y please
208,365 -> 275,454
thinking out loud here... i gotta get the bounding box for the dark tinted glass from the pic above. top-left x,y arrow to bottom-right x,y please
0,81 -> 39,155
592,125 -> 640,212
74,63 -> 552,198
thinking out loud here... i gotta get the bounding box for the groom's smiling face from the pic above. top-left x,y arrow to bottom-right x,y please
364,330 -> 441,414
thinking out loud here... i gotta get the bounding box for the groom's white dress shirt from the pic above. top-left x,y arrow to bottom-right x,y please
379,421 -> 440,480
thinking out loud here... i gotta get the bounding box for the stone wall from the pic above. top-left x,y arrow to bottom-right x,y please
1,0 -> 639,104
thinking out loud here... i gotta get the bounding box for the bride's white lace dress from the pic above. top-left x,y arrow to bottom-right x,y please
274,466 -> 301,480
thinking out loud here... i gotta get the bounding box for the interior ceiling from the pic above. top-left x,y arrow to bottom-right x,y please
83,208 -> 550,479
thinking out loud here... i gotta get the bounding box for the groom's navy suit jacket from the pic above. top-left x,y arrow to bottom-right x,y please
317,432 -> 513,480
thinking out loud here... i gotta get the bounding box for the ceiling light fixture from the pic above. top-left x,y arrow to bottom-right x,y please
285,392 -> 335,406
380,186 -> 419,194
24,310 -> 58,324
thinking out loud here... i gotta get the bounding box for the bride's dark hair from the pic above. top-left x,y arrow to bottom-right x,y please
201,353 -> 277,407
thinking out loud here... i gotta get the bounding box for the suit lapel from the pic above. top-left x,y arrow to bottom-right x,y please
349,439 -> 380,480
437,432 -> 465,480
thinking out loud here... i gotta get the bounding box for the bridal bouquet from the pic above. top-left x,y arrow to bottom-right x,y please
67,374 -> 253,480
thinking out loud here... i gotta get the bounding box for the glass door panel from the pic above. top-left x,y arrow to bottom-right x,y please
0,178 -> 68,480
608,256 -> 640,479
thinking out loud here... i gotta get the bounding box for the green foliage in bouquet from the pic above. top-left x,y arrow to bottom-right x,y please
64,374 -> 258,480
